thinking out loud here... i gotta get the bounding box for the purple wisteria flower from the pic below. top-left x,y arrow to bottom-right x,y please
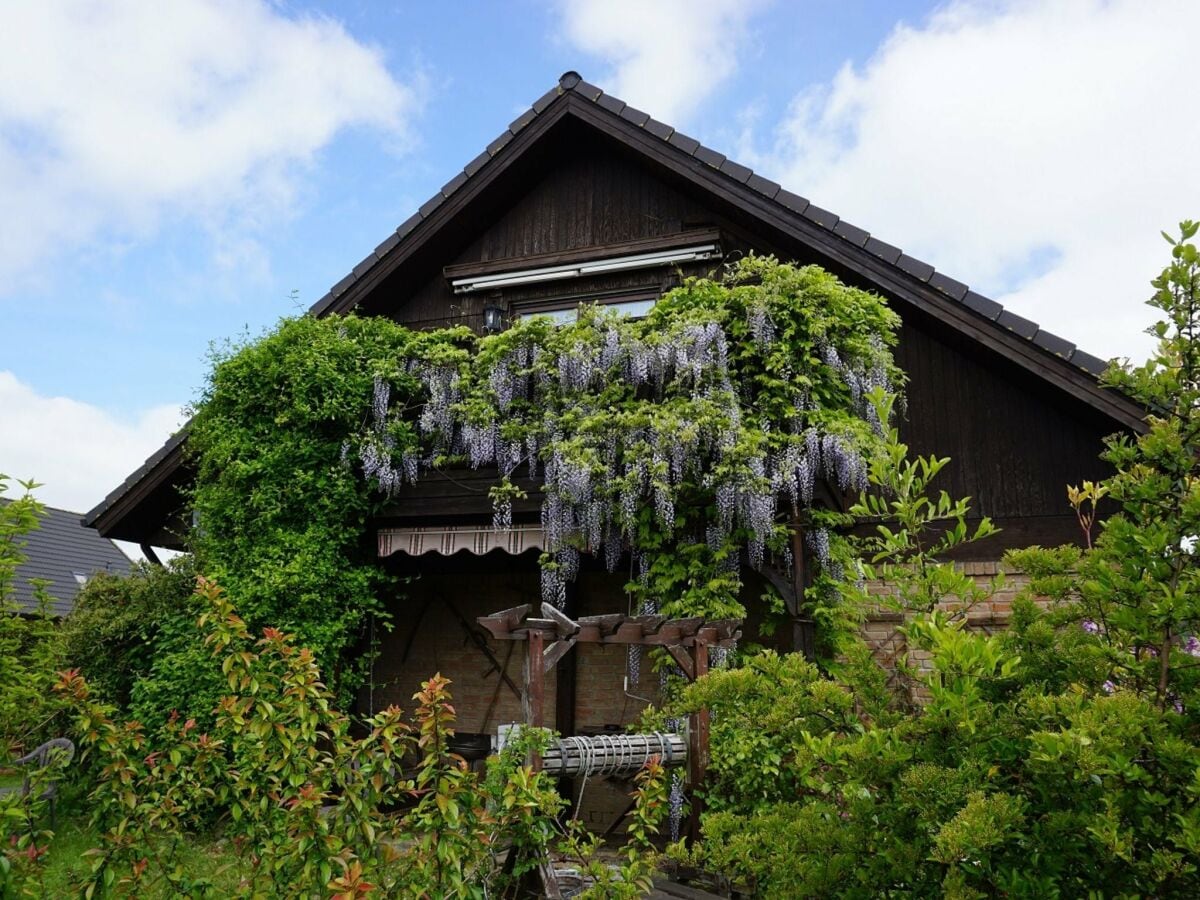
1081,619 -> 1099,634
1101,680 -> 1116,695
1184,635 -> 1200,658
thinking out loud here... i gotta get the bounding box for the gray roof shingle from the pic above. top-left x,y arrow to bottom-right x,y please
4,502 -> 131,616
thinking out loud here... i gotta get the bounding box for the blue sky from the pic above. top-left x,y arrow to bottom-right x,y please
1,0 -> 1196,514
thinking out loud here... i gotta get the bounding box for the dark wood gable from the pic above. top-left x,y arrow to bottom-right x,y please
84,72 -> 1139,552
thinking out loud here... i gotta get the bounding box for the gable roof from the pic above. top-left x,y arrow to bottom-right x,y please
5,501 -> 132,616
84,71 -> 1147,543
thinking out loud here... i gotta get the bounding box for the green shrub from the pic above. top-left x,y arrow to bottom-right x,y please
61,556 -> 225,731
57,576 -> 664,898
665,224 -> 1200,898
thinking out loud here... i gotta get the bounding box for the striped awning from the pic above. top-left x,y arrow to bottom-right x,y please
377,525 -> 546,558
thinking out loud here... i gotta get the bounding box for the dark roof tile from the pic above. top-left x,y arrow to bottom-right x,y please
928,271 -> 969,300
833,220 -> 870,247
897,254 -> 935,282
746,173 -> 781,198
776,189 -> 810,214
719,159 -> 753,183
463,150 -> 491,177
864,237 -> 902,264
486,130 -> 513,156
963,291 -> 1003,320
396,212 -> 422,239
620,105 -> 650,127
596,93 -> 625,115
418,193 -> 445,218
509,108 -> 537,133
352,253 -> 377,279
374,231 -> 401,257
694,145 -> 726,168
441,171 -> 469,197
559,70 -> 582,90
532,86 -> 560,113
330,272 -> 356,298
668,131 -> 700,155
1033,329 -> 1076,359
643,117 -> 673,140
1071,348 -> 1109,376
573,78 -> 603,101
802,204 -> 839,230
997,309 -> 1039,339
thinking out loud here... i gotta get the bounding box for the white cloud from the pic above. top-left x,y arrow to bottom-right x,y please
0,0 -> 421,288
0,371 -> 182,518
754,0 -> 1197,362
557,0 -> 766,123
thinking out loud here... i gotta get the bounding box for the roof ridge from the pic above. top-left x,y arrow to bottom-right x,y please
310,70 -> 1109,379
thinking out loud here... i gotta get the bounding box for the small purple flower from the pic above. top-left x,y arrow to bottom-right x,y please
1172,697 -> 1184,715
1184,635 -> 1200,658
1081,619 -> 1099,634
1101,680 -> 1116,695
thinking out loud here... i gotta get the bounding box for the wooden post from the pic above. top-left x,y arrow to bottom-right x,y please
523,628 -> 545,772
556,584 -> 578,801
687,630 -> 711,843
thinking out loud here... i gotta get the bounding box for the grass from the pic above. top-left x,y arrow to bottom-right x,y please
5,795 -> 247,898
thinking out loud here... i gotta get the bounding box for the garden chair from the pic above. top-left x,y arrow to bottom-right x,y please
6,738 -> 75,828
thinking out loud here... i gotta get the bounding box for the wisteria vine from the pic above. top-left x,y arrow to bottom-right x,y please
351,256 -> 901,623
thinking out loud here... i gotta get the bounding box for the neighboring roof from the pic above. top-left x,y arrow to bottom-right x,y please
4,501 -> 132,616
86,70 -> 1147,541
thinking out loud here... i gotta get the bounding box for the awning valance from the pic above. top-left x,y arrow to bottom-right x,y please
377,525 -> 546,559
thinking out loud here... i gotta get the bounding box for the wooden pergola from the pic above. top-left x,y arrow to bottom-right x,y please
478,602 -> 740,840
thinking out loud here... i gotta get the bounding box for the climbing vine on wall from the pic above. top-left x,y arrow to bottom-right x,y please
188,256 -> 901,701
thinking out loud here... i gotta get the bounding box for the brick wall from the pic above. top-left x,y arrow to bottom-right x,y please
860,560 -> 1033,698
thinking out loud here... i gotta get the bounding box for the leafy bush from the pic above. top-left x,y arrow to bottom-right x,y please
61,556 -> 226,731
0,477 -> 68,754
665,225 -> 1200,898
57,576 -> 665,898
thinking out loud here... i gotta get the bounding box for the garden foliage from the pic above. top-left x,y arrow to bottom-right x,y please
664,226 -> 1200,898
0,477 -> 67,753
0,476 -> 71,897
56,576 -> 666,898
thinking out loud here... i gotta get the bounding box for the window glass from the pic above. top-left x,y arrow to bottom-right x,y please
517,296 -> 655,324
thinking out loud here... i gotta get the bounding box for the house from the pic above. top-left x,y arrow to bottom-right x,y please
83,72 -> 1142,827
3,501 -> 131,617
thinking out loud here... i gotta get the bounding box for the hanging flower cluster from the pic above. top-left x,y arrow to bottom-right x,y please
350,256 -> 901,616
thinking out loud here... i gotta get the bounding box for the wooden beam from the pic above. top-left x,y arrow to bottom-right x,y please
666,645 -> 695,681
687,631 -> 711,844
523,628 -> 546,773
543,637 -> 578,674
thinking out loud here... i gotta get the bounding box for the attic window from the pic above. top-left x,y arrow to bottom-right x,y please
73,572 -> 90,586
514,292 -> 658,324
